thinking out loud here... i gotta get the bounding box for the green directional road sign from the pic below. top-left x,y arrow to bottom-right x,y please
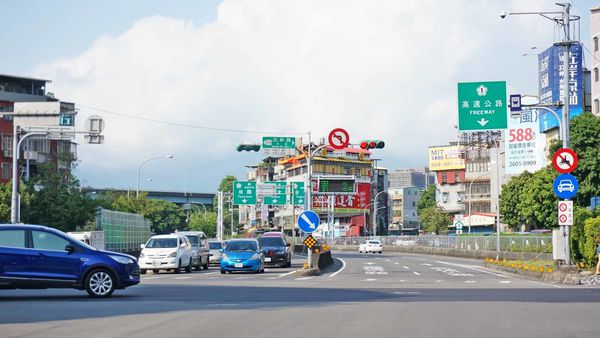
59,114 -> 74,126
233,181 -> 256,205
262,137 -> 297,157
263,182 -> 287,205
458,81 -> 507,131
291,182 -> 305,205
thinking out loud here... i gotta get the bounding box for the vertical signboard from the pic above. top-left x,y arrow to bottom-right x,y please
538,45 -> 583,132
504,110 -> 546,174
232,181 -> 257,205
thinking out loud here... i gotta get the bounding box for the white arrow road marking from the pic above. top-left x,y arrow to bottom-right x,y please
477,118 -> 489,126
364,266 -> 387,275
300,213 -> 316,229
431,267 -> 474,277
434,261 -> 513,279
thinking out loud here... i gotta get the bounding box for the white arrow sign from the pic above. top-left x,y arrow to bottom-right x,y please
300,213 -> 316,229
477,118 -> 489,126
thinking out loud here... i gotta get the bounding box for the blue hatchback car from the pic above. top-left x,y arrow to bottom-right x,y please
220,239 -> 265,274
0,224 -> 140,297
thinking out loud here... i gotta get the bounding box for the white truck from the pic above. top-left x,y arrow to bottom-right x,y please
67,231 -> 105,250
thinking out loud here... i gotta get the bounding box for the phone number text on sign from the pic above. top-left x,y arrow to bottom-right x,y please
505,112 -> 545,175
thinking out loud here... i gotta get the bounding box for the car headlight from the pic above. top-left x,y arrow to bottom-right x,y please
167,252 -> 177,258
251,253 -> 259,260
139,252 -> 145,258
222,253 -> 228,261
110,255 -> 135,264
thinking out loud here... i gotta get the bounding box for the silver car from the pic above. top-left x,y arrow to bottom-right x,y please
208,240 -> 225,264
178,231 -> 210,270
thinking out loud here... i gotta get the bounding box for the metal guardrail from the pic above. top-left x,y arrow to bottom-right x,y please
295,235 -> 552,254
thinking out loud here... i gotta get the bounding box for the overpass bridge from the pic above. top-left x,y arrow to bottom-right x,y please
87,188 -> 215,209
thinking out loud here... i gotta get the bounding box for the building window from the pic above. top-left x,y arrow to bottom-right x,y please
442,192 -> 448,203
1,162 -> 11,180
595,37 -> 599,52
441,172 -> 447,184
455,171 -> 462,182
1,134 -> 12,158
595,99 -> 600,114
595,68 -> 599,83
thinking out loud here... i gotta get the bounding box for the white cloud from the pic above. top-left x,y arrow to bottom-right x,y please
34,0 -> 568,191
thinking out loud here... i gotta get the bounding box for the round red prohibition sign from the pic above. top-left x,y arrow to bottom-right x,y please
328,128 -> 350,150
552,148 -> 578,174
559,202 -> 568,212
559,214 -> 568,223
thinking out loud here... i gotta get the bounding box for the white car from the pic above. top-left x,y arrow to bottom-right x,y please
359,240 -> 383,254
208,240 -> 225,264
139,234 -> 193,274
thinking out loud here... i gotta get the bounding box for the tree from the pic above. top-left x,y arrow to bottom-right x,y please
417,185 -> 436,215
419,206 -> 450,235
569,113 -> 600,206
188,210 -> 218,238
500,171 -> 533,230
20,163 -> 98,232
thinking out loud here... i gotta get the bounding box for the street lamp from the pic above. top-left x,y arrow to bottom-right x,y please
362,203 -> 372,236
128,178 -> 152,200
136,155 -> 173,200
372,190 -> 390,237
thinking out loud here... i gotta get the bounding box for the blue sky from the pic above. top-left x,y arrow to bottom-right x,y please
1,0 -> 598,193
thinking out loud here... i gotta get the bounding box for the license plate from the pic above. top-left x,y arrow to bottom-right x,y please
153,260 -> 161,267
265,257 -> 271,262
235,263 -> 243,268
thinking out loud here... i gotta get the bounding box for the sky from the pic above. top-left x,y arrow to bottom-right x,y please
1,0 -> 597,193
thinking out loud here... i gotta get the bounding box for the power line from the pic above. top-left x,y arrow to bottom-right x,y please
77,104 -> 307,135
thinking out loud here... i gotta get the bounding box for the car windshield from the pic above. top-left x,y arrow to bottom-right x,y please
258,237 -> 286,247
209,242 -> 222,250
226,241 -> 257,252
185,235 -> 199,246
368,241 -> 380,244
145,238 -> 177,248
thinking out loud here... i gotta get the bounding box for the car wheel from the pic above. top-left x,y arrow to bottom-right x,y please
220,269 -> 226,274
140,269 -> 147,275
85,269 -> 115,298
153,269 -> 160,274
185,258 -> 192,273
379,251 -> 383,254
174,260 -> 182,274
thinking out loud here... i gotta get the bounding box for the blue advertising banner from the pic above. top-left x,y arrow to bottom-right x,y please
538,44 -> 583,132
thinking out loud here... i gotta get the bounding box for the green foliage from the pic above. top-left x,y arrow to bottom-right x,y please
419,206 -> 450,235
213,175 -> 238,235
582,217 -> 600,267
188,210 -> 218,238
569,113 -> 600,206
500,172 -> 533,230
416,185 -> 436,215
20,163 -> 98,232
0,183 -> 13,222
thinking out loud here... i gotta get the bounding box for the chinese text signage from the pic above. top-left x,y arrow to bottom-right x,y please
428,146 -> 465,171
457,81 -> 507,131
504,110 -> 545,175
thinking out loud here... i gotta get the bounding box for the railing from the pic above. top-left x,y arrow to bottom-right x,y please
296,235 -> 552,254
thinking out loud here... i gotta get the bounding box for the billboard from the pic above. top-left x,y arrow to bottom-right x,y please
538,44 -> 583,132
504,110 -> 546,175
428,146 -> 465,171
312,182 -> 370,213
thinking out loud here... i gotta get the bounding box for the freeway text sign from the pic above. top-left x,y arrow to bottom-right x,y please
263,182 -> 287,205
262,137 -> 296,157
233,181 -> 257,205
291,182 -> 305,205
458,81 -> 507,131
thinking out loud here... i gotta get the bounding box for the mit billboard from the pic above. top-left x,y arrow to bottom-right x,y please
428,146 -> 465,171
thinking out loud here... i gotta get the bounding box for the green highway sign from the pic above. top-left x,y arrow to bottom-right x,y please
291,182 -> 305,205
262,137 -> 297,157
59,114 -> 74,126
263,182 -> 287,205
233,181 -> 256,205
457,81 -> 507,131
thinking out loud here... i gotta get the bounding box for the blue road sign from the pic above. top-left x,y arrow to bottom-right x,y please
298,210 -> 320,233
510,94 -> 522,112
553,174 -> 579,199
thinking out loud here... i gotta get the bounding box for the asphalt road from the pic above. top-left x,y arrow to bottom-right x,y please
1,252 -> 599,338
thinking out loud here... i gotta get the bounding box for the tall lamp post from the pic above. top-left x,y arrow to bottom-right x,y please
128,178 -> 152,200
136,155 -> 173,200
372,190 -> 390,237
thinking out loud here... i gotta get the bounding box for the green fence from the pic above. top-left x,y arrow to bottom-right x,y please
94,208 -> 151,254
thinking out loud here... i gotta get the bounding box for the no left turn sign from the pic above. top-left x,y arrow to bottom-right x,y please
328,128 -> 350,150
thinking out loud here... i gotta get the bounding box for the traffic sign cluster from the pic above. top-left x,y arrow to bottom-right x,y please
551,148 -> 579,226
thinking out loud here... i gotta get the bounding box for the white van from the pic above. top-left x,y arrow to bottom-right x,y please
139,234 -> 193,274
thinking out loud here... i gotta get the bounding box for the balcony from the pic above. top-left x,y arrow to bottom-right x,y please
465,193 -> 491,201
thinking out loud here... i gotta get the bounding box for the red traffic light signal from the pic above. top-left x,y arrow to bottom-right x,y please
359,140 -> 385,150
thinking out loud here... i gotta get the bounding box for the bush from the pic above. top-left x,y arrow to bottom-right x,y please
582,217 -> 600,267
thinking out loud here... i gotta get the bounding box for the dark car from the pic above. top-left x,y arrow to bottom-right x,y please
258,233 -> 291,268
0,224 -> 140,297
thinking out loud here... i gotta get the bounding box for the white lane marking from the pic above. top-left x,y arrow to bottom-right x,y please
173,276 -> 192,280
204,272 -> 217,275
527,280 -> 563,289
499,280 -> 511,284
385,259 -> 391,262
364,266 -> 388,275
327,257 -> 346,278
403,266 -> 410,270
399,280 -> 405,282
143,277 -> 160,280
364,278 -> 377,282
265,277 -> 279,280
413,271 -> 421,276
295,277 -> 314,281
279,270 -> 298,278
393,291 -> 422,295
365,262 -> 375,265
465,281 -> 476,283
394,262 -> 400,265
435,280 -> 443,283
421,263 -> 433,266
434,261 -> 513,279
431,266 -> 474,277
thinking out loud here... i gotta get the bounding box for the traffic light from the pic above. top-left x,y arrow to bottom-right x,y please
359,140 -> 385,150
236,144 -> 261,152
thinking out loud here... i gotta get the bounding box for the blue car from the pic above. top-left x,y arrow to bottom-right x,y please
0,224 -> 140,297
220,239 -> 265,274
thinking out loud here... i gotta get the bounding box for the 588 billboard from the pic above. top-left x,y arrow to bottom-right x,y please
538,44 -> 583,132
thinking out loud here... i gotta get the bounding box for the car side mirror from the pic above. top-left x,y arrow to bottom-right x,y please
65,244 -> 75,253
140,244 -> 145,249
